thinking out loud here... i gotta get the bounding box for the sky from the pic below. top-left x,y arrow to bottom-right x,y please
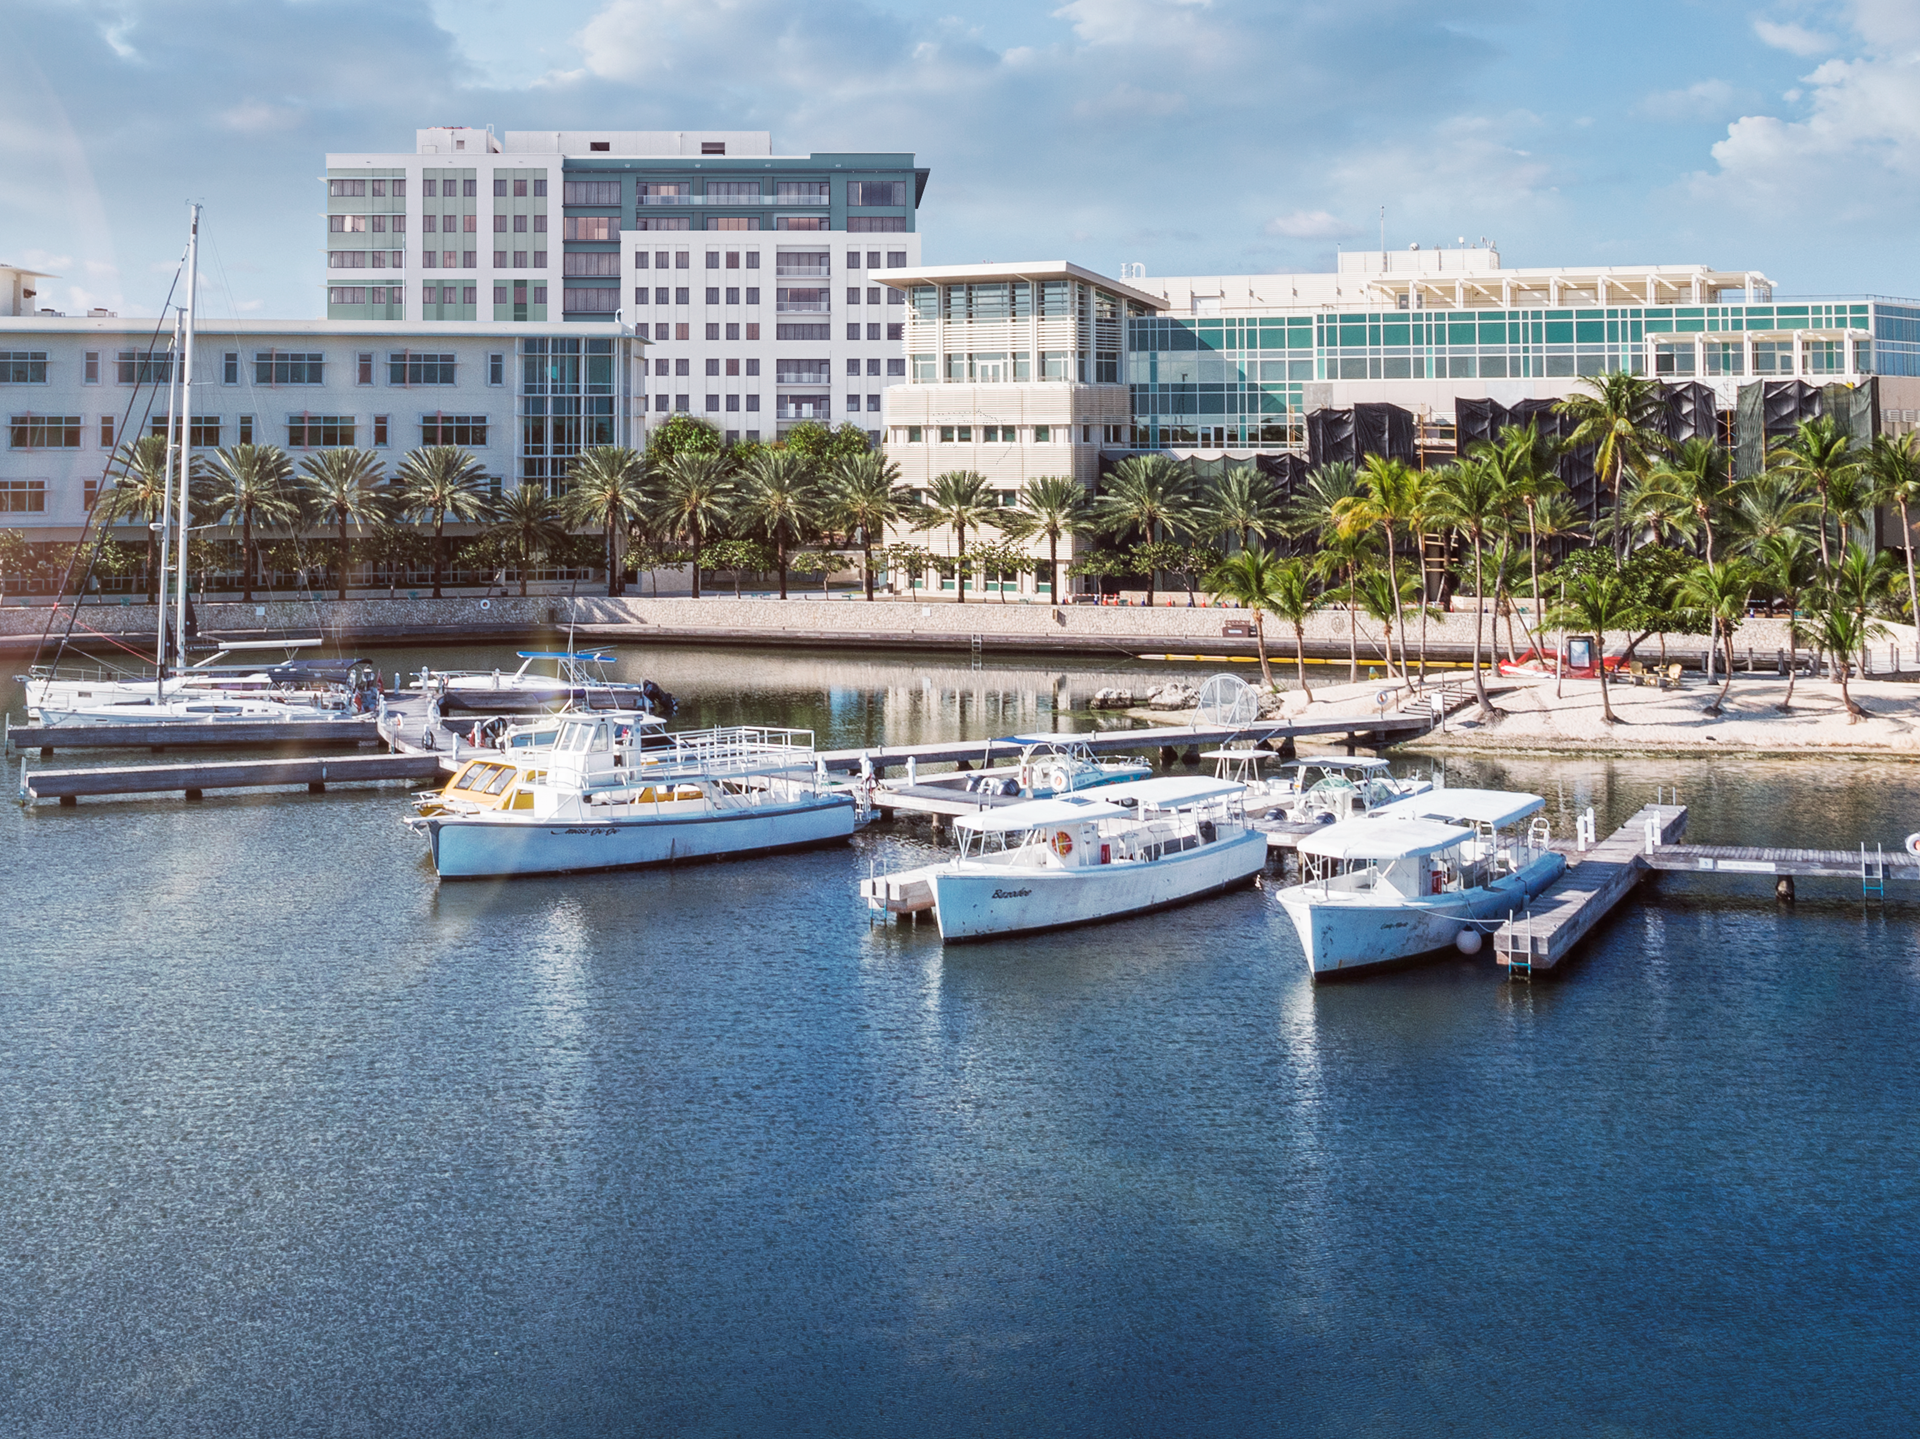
3,0 -> 1916,320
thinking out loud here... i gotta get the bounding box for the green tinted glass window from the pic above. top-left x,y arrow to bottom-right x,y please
1478,322 -> 1506,345
1383,323 -> 1410,346
1338,325 -> 1366,348
1545,321 -> 1573,343
1576,320 -> 1604,343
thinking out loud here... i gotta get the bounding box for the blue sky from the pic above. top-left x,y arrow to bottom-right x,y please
4,0 -> 1916,318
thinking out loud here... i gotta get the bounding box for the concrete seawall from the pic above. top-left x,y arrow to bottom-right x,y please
2,593 -> 1902,670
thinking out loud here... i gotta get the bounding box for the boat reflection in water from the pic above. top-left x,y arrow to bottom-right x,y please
406,714 -> 860,878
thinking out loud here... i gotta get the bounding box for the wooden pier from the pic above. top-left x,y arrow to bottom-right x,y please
1493,804 -> 1689,976
18,751 -> 446,804
1643,844 -> 1920,883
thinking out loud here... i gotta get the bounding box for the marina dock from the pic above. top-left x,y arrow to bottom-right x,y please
6,718 -> 379,755
18,751 -> 445,804
1494,804 -> 1689,976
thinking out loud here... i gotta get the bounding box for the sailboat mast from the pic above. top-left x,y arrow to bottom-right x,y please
174,203 -> 200,678
155,306 -> 184,688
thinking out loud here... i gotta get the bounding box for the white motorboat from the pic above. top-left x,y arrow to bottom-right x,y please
404,716 -> 858,878
413,650 -> 675,717
32,691 -> 365,728
860,775 -> 1266,941
21,645 -> 379,721
951,738 -> 1153,800
1274,788 -> 1566,979
1265,757 -> 1433,824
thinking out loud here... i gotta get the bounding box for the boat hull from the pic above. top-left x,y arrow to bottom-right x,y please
930,829 -> 1267,941
422,795 -> 857,878
1277,851 -> 1566,979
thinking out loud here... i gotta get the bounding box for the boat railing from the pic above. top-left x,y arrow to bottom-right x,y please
645,724 -> 820,778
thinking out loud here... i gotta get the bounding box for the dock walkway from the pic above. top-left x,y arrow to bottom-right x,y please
1493,804 -> 1689,975
7,718 -> 378,755
19,751 -> 444,803
1644,844 -> 1920,881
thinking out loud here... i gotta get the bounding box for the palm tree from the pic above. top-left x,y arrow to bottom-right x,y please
1770,416 -> 1857,571
1555,370 -> 1667,560
652,452 -> 736,600
912,470 -> 1001,605
1549,570 -> 1635,724
1000,475 -> 1088,605
487,483 -> 568,597
1866,432 -> 1920,634
1677,558 -> 1758,715
1267,556 -> 1317,699
740,447 -> 822,600
97,434 -> 178,604
828,450 -> 908,601
1727,470 -> 1819,553
1481,421 -> 1566,669
1796,595 -> 1886,722
395,445 -> 493,599
297,447 -> 387,600
1308,522 -> 1377,683
1354,561 -> 1425,679
1422,457 -> 1509,717
1756,531 -> 1819,710
1531,490 -> 1587,694
1090,454 -> 1195,605
208,443 -> 299,602
1600,470 -> 1698,555
1282,460 -> 1361,542
1206,545 -> 1286,688
1652,437 -> 1734,563
563,446 -> 648,596
1828,542 -> 1896,643
1347,454 -> 1421,686
1202,464 -> 1286,552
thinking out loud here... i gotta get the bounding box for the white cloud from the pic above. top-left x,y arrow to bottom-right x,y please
1264,210 -> 1358,240
1752,18 -> 1837,56
219,100 -> 302,133
1638,78 -> 1745,122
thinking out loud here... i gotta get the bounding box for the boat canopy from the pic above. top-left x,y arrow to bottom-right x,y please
954,797 -> 1131,834
1095,776 -> 1246,809
1277,757 -> 1395,772
1375,788 -> 1544,829
517,650 -> 616,663
1297,817 -> 1475,861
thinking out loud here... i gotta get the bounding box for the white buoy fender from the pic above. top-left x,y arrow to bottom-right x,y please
1455,928 -> 1483,955
1906,833 -> 1920,857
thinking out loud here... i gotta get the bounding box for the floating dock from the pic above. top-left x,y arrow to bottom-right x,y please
6,718 -> 378,755
18,751 -> 445,804
1494,804 -> 1689,976
1643,844 -> 1920,883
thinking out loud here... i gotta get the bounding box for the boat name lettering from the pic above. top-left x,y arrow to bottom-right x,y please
990,888 -> 1032,899
557,827 -> 618,836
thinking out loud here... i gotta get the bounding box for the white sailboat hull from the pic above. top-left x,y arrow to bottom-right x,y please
1277,850 -> 1566,978
422,794 -> 857,878
930,828 -> 1267,940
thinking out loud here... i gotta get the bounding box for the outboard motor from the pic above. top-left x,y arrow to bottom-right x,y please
642,680 -> 676,716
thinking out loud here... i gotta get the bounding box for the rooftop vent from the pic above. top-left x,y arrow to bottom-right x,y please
702,141 -> 726,155
590,141 -> 610,152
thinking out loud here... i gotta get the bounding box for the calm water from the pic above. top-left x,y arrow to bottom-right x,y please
3,646 -> 1917,1436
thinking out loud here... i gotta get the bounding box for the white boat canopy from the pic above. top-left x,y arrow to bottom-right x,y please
1375,788 -> 1545,829
1094,776 -> 1247,809
1276,757 -> 1396,772
1297,817 -> 1475,861
954,797 -> 1131,834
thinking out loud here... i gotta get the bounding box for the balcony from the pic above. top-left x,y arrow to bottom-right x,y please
776,395 -> 833,421
638,193 -> 830,206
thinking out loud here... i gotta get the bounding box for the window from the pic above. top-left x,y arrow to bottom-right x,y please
725,287 -> 739,304
84,352 -> 100,384
589,141 -> 610,152
846,358 -> 861,377
706,287 -> 720,305
532,179 -> 546,197
847,217 -> 907,233
238,415 -> 253,443
494,178 -> 508,197
422,215 -> 437,234
563,217 -> 619,241
675,251 -> 691,269
675,323 -> 689,340
562,252 -> 620,276
778,287 -> 832,314
725,395 -> 739,412
0,352 -> 48,384
866,324 -> 881,341
326,253 -> 368,269
848,181 -> 907,207
423,179 -> 438,197
706,394 -> 721,412
747,252 -> 760,269
532,285 -> 547,304
676,395 -> 690,411
675,287 -> 690,305
847,324 -> 861,341
463,179 -> 477,197
725,359 -> 740,376
745,359 -> 760,376
255,351 -> 324,385
776,251 -> 829,277
775,181 -> 829,204
706,251 -> 720,269
533,216 -> 546,233
745,396 -> 760,412
654,359 -> 670,376
847,287 -> 861,306
99,416 -> 114,447
863,286 -> 879,305
654,287 -> 669,304
777,360 -> 831,384
564,288 -> 620,313
675,359 -> 690,376
703,359 -> 719,377
886,323 -> 903,341
0,479 -> 46,511
701,141 -> 726,155
512,251 -> 527,269
328,178 -> 367,197
389,352 -> 457,385
906,426 -> 922,442
745,287 -> 760,305
373,415 -> 389,446
887,251 -> 907,267
726,252 -> 740,269
420,414 -> 488,445
634,251 -> 650,270
706,324 -> 720,340
495,251 -> 508,269
286,415 -> 356,448
493,215 -> 508,233
497,285 -> 511,304
654,324 -> 669,340
462,251 -> 476,268
654,395 -> 670,412
776,323 -> 829,340
564,180 -> 621,205
745,323 -> 760,340
866,394 -> 881,412
775,216 -> 827,231
886,358 -> 905,376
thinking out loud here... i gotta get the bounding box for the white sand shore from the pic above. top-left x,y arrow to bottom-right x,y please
1278,669 -> 1920,755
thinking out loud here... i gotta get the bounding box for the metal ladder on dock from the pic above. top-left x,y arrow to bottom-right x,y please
1505,904 -> 1533,981
970,634 -> 982,671
1862,843 -> 1887,899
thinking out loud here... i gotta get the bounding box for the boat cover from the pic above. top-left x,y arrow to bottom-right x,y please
1297,817 -> 1475,861
1094,776 -> 1246,808
955,798 -> 1131,833
1373,788 -> 1544,829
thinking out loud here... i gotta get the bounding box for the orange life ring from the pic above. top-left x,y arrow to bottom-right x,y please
1051,830 -> 1074,858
